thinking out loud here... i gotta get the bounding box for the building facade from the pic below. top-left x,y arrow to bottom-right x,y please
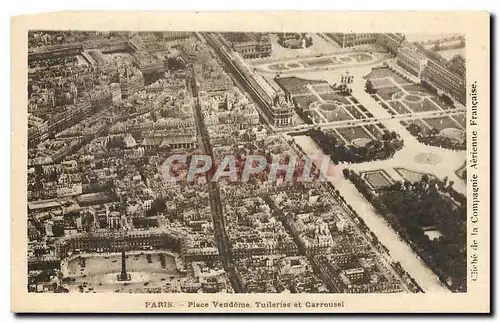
268,93 -> 294,127
397,45 -> 428,77
56,229 -> 186,257
327,33 -> 377,48
160,32 -> 191,42
422,55 -> 466,104
376,33 -> 405,55
119,67 -> 145,98
223,33 -> 272,59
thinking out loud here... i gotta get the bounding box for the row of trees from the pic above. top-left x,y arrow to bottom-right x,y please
307,128 -> 404,164
439,93 -> 455,106
344,169 -> 467,292
365,79 -> 376,94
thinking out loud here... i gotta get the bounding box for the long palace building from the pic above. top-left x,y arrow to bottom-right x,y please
207,33 -> 293,127
55,228 -> 186,257
422,55 -> 466,105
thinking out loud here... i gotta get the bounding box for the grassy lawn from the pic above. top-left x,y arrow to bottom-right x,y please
349,53 -> 373,62
344,105 -> 366,119
336,126 -> 371,143
388,101 -> 413,114
367,67 -> 409,84
394,168 -> 437,182
402,84 -> 429,93
367,67 -> 397,79
302,58 -> 334,67
364,124 -> 384,139
318,91 -> 350,104
423,116 -> 461,131
371,78 -> 395,88
275,76 -> 326,95
268,64 -> 289,71
452,114 -> 467,128
312,84 -> 334,92
404,97 -> 440,113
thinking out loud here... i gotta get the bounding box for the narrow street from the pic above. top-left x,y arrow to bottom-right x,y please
188,66 -> 245,292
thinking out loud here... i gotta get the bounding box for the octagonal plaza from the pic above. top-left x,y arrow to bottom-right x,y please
61,251 -> 186,293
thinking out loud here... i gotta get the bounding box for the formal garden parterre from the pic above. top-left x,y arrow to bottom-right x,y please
365,67 -> 466,150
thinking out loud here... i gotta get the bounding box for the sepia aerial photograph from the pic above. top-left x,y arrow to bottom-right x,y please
26,30 -> 467,295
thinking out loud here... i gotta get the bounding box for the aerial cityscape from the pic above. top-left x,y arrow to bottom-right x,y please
27,31 -> 467,294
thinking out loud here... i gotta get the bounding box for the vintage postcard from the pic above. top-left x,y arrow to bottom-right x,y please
11,11 -> 490,313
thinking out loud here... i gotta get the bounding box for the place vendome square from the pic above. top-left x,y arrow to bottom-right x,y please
10,11 -> 490,314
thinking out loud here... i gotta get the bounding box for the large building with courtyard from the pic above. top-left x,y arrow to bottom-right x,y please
327,33 -> 378,48
222,32 -> 272,59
